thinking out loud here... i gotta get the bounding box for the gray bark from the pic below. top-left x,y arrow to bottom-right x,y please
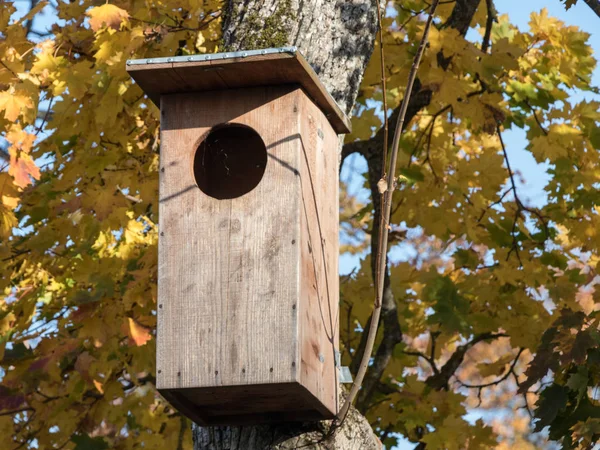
193,1 -> 382,449
192,392 -> 381,449
222,0 -> 381,114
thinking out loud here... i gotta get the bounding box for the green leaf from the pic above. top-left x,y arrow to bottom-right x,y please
534,384 -> 569,432
566,366 -> 588,405
424,275 -> 471,334
454,249 -> 479,270
399,167 -> 425,183
540,251 -> 568,270
71,434 -> 109,450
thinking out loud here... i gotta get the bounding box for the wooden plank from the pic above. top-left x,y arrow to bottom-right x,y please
162,382 -> 332,426
157,85 -> 301,399
298,92 -> 340,418
127,62 -> 189,105
171,60 -> 228,91
126,50 -> 351,134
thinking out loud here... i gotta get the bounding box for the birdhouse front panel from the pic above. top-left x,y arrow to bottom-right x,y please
155,85 -> 339,425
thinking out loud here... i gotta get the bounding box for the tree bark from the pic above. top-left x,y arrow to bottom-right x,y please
193,1 -> 381,449
192,392 -> 381,449
221,0 -> 381,115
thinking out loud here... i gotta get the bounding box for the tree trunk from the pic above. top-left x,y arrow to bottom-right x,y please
193,1 -> 381,448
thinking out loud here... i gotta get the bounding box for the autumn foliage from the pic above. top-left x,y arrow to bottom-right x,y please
1,0 -> 599,449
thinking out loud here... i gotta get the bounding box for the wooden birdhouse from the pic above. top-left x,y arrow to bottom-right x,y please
127,47 -> 351,426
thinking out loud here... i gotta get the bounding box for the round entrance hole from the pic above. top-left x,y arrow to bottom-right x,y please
193,124 -> 267,200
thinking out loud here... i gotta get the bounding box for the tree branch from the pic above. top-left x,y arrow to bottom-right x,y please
426,333 -> 509,391
338,0 -> 441,422
345,0 -> 487,419
481,0 -> 497,54
456,347 -> 524,389
582,0 -> 600,19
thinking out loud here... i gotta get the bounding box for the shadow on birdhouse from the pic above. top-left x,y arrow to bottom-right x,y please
127,47 -> 351,426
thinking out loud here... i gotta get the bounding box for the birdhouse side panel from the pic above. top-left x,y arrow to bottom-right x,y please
157,86 -> 303,393
298,92 -> 340,417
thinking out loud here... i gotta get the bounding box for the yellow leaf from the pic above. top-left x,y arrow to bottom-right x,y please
87,4 -> 129,32
128,318 -> 151,346
6,126 -> 35,153
0,204 -> 17,238
0,90 -> 33,122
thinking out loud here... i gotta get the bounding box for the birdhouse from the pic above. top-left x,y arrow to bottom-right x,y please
127,47 -> 351,426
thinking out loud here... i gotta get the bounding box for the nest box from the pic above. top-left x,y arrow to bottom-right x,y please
127,47 -> 350,426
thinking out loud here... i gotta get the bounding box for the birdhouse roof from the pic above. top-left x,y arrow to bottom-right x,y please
126,47 -> 351,134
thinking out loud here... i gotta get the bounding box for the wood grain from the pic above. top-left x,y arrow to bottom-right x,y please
157,85 -> 340,424
298,92 -> 340,417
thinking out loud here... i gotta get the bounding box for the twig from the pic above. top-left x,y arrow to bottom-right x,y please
497,125 -> 549,264
456,347 -> 524,389
35,95 -> 54,136
525,100 -> 548,135
376,0 -> 389,174
337,0 -> 440,423
373,0 -> 389,331
481,0 -> 497,54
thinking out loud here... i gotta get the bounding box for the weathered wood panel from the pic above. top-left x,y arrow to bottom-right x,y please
157,85 -> 339,424
298,91 -> 340,417
158,86 -> 300,393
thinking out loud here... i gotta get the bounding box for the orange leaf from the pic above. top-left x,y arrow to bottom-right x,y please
127,318 -> 151,346
87,4 -> 129,32
93,379 -> 104,394
9,152 -> 40,188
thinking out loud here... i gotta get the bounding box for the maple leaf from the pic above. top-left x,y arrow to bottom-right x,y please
561,0 -> 578,10
0,204 -> 17,239
0,91 -> 34,122
8,152 -> 40,188
533,383 -> 568,432
127,318 -> 151,346
86,4 -> 129,32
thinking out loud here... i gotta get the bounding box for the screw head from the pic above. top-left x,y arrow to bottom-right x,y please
167,58 -> 172,62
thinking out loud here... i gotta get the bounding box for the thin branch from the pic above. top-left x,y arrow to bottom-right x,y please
582,0 -> 600,19
35,95 -> 54,136
481,0 -> 497,54
457,347 -> 524,389
402,350 -> 439,375
426,332 -> 509,391
0,60 -> 18,78
25,0 -> 40,37
337,0 -> 440,423
525,100 -> 548,135
376,0 -> 389,174
497,125 -> 550,265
